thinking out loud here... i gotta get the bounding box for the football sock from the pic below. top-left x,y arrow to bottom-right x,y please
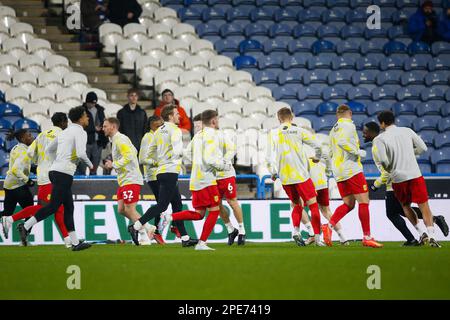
225,222 -> 234,234
291,204 -> 302,228
309,202 -> 321,235
314,234 -> 321,243
12,205 -> 41,222
133,220 -> 143,231
358,203 -> 371,237
294,227 -> 300,235
238,223 -> 246,235
415,223 -> 426,235
330,203 -> 352,227
427,226 -> 436,239
305,222 -> 314,237
336,229 -> 347,242
24,216 -> 37,231
69,231 -> 79,246
173,210 -> 203,221
200,210 -> 220,242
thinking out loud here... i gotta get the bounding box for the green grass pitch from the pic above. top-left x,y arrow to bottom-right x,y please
1,242 -> 449,300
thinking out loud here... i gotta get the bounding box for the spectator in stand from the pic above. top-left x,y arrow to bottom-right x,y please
408,1 -> 439,44
76,92 -> 108,175
438,7 -> 450,41
80,0 -> 107,32
154,89 -> 192,137
117,88 -> 148,151
106,0 -> 142,27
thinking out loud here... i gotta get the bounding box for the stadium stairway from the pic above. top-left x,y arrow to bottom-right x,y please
1,0 -> 153,110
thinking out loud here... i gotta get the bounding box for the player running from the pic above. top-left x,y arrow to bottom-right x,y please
266,107 -> 325,247
372,110 -> 444,248
322,105 -> 382,248
159,109 -> 231,251
363,121 -> 448,246
130,105 -> 197,247
1,113 -> 70,247
18,107 -> 94,251
102,117 -> 153,245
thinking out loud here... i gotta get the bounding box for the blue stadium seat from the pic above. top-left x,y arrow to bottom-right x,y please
412,116 -> 440,132
360,39 -> 388,54
196,23 -> 220,37
298,8 -> 323,22
307,55 -> 334,69
244,23 -> 268,37
434,133 -> 450,149
0,148 -> 8,167
250,7 -> 275,22
178,7 -> 202,21
278,70 -> 304,85
292,24 -> 316,38
220,22 -> 245,37
364,28 -> 388,40
396,86 -> 422,100
372,87 -> 397,100
253,70 -> 279,84
396,0 -> 420,8
387,25 -> 405,39
336,40 -> 360,54
0,103 -> 23,123
395,115 -> 416,128
273,85 -> 298,100
268,24 -> 292,38
379,56 -> 403,71
331,56 -> 356,70
282,54 -> 310,69
351,70 -> 378,85
202,7 -> 227,22
234,55 -> 257,69
327,0 -> 350,7
347,87 -> 371,100
391,9 -> 411,24
322,87 -> 347,100
383,40 -> 407,55
355,56 -> 378,70
393,102 -> 415,115
280,0 -> 304,6
416,101 -> 442,116
239,39 -> 263,54
447,89 -> 450,102
13,118 -> 40,132
317,25 -> 340,39
288,38 -> 315,54
322,8 -> 346,23
425,71 -> 449,87
231,0 -> 255,5
263,39 -> 289,53
292,101 -> 316,115
311,40 -> 336,55
367,101 -> 391,116
317,101 -> 339,115
161,0 -> 183,5
400,71 -> 427,86
443,103 -> 450,117
431,148 -> 450,172
428,55 -> 450,71
314,115 -> 336,132
340,25 -> 364,39
226,7 -> 251,21
274,8 -> 298,22
345,8 -> 368,23
347,101 -> 366,114
298,85 -> 324,100
256,0 -> 279,6
258,55 -> 284,69
350,0 -> 373,8
431,42 -> 450,55
304,0 -> 327,7
328,70 -> 354,85
0,118 -> 12,132
376,70 -> 402,85
404,56 -> 431,71
303,70 -> 330,85
438,117 -> 450,132
407,41 -> 431,55
215,39 -> 239,53
417,131 -> 436,147
420,87 -> 446,101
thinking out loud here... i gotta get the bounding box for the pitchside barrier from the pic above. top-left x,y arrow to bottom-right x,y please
0,174 -> 449,245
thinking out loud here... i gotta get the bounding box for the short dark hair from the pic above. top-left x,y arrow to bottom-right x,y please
201,109 -> 218,125
377,110 -> 395,126
161,105 -> 176,121
7,129 -> 29,142
364,122 -> 380,135
193,113 -> 202,122
147,115 -> 162,127
51,112 -> 68,127
105,117 -> 120,128
68,106 -> 86,123
277,107 -> 293,120
161,89 -> 174,96
336,104 -> 351,114
127,88 -> 139,96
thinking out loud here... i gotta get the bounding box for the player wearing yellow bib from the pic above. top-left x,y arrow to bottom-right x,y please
322,105 -> 382,248
266,107 -> 324,246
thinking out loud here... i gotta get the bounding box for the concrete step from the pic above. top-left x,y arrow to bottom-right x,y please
52,42 -> 81,51
88,74 -> 120,84
2,0 -> 44,6
75,67 -> 115,75
11,7 -> 48,17
40,33 -> 78,43
69,58 -> 101,68
59,50 -> 98,59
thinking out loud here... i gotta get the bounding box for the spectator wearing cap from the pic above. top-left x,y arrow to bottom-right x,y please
408,0 -> 439,44
76,91 -> 108,175
154,89 -> 192,135
117,88 -> 148,151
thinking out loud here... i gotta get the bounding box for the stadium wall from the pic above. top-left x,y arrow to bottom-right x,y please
0,199 -> 449,245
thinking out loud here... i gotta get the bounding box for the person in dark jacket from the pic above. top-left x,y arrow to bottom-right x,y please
117,88 -> 148,151
107,0 -> 142,27
408,1 -> 439,44
80,0 -> 107,32
438,7 -> 450,41
76,92 -> 108,175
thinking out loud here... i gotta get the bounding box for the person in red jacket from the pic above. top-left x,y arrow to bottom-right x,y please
154,89 -> 192,135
